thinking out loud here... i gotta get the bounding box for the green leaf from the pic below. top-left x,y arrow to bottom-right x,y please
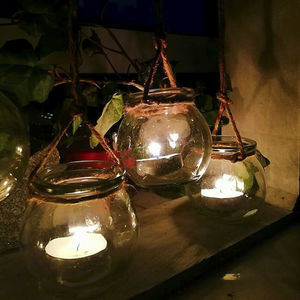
17,13 -> 43,37
82,30 -> 104,57
100,82 -> 118,104
256,150 -> 270,168
81,85 -> 101,107
17,4 -> 68,37
221,116 -> 229,125
36,30 -> 68,58
73,115 -> 82,135
53,97 -> 74,132
82,38 -> 104,57
202,111 -> 218,126
90,93 -> 124,148
30,66 -> 55,102
0,64 -> 54,106
0,39 -> 38,66
17,0 -> 57,14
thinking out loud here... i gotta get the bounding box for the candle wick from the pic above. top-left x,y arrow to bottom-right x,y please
76,242 -> 80,251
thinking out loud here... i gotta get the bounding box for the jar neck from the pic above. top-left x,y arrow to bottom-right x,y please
211,136 -> 257,158
125,87 -> 195,108
31,161 -> 125,203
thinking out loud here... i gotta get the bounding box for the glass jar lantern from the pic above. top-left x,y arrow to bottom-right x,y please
0,92 -> 29,201
117,88 -> 212,187
20,161 -> 138,295
186,136 -> 266,222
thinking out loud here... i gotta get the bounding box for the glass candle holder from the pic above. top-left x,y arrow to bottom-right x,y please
20,161 -> 138,296
186,136 -> 266,222
117,88 -> 212,187
0,92 -> 29,201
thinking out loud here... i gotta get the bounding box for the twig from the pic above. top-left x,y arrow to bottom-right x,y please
54,79 -> 101,90
82,30 -> 122,54
104,27 -> 140,73
87,123 -> 120,164
68,0 -> 82,110
29,116 -> 77,180
102,45 -> 123,54
115,81 -> 144,91
102,50 -> 121,77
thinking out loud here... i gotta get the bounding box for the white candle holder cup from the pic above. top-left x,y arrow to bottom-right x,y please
186,136 -> 267,223
20,161 -> 138,296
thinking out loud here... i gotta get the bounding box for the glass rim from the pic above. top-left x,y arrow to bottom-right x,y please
31,160 -> 125,201
212,136 -> 257,155
125,87 -> 195,107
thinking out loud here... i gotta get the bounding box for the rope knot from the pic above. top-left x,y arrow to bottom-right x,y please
216,91 -> 233,105
153,38 -> 167,51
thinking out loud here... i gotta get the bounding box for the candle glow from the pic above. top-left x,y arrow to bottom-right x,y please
201,174 -> 244,198
45,225 -> 107,259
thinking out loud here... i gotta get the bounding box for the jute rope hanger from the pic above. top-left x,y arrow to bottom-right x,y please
142,0 -> 177,103
212,0 -> 246,162
142,37 -> 177,103
29,114 -> 120,181
29,0 -> 119,181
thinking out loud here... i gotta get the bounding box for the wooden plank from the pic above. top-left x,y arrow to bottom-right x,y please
0,193 -> 291,300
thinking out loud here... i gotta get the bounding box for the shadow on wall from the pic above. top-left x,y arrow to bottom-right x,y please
255,0 -> 299,100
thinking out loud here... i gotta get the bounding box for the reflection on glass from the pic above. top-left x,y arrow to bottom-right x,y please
0,92 -> 29,201
117,88 -> 212,187
186,136 -> 266,222
21,161 -> 138,296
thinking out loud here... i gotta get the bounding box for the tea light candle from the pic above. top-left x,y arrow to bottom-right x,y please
45,230 -> 107,259
201,174 -> 244,199
201,188 -> 243,198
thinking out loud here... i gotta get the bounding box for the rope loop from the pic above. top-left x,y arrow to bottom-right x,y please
212,0 -> 245,161
216,91 -> 233,105
142,37 -> 177,103
153,37 -> 167,51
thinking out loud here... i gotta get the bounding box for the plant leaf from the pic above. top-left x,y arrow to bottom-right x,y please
82,30 -> 104,57
0,64 -> 54,107
81,84 -> 101,107
202,111 -> 218,127
73,115 -> 82,135
17,0 -> 57,14
82,38 -> 104,57
0,39 -> 38,66
90,93 -> 123,148
256,150 -> 270,168
36,30 -> 68,58
220,116 -> 229,125
17,4 -> 68,37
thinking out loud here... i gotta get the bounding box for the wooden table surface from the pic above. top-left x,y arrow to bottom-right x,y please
0,190 -> 293,300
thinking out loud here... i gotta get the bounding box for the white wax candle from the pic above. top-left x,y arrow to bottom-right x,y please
45,233 -> 107,259
201,188 -> 243,199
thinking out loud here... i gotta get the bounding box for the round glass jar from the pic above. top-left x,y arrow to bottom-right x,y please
20,161 -> 138,296
186,136 -> 266,222
117,88 -> 212,187
0,92 -> 29,201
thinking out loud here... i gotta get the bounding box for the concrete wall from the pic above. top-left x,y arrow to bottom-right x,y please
223,0 -> 299,208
